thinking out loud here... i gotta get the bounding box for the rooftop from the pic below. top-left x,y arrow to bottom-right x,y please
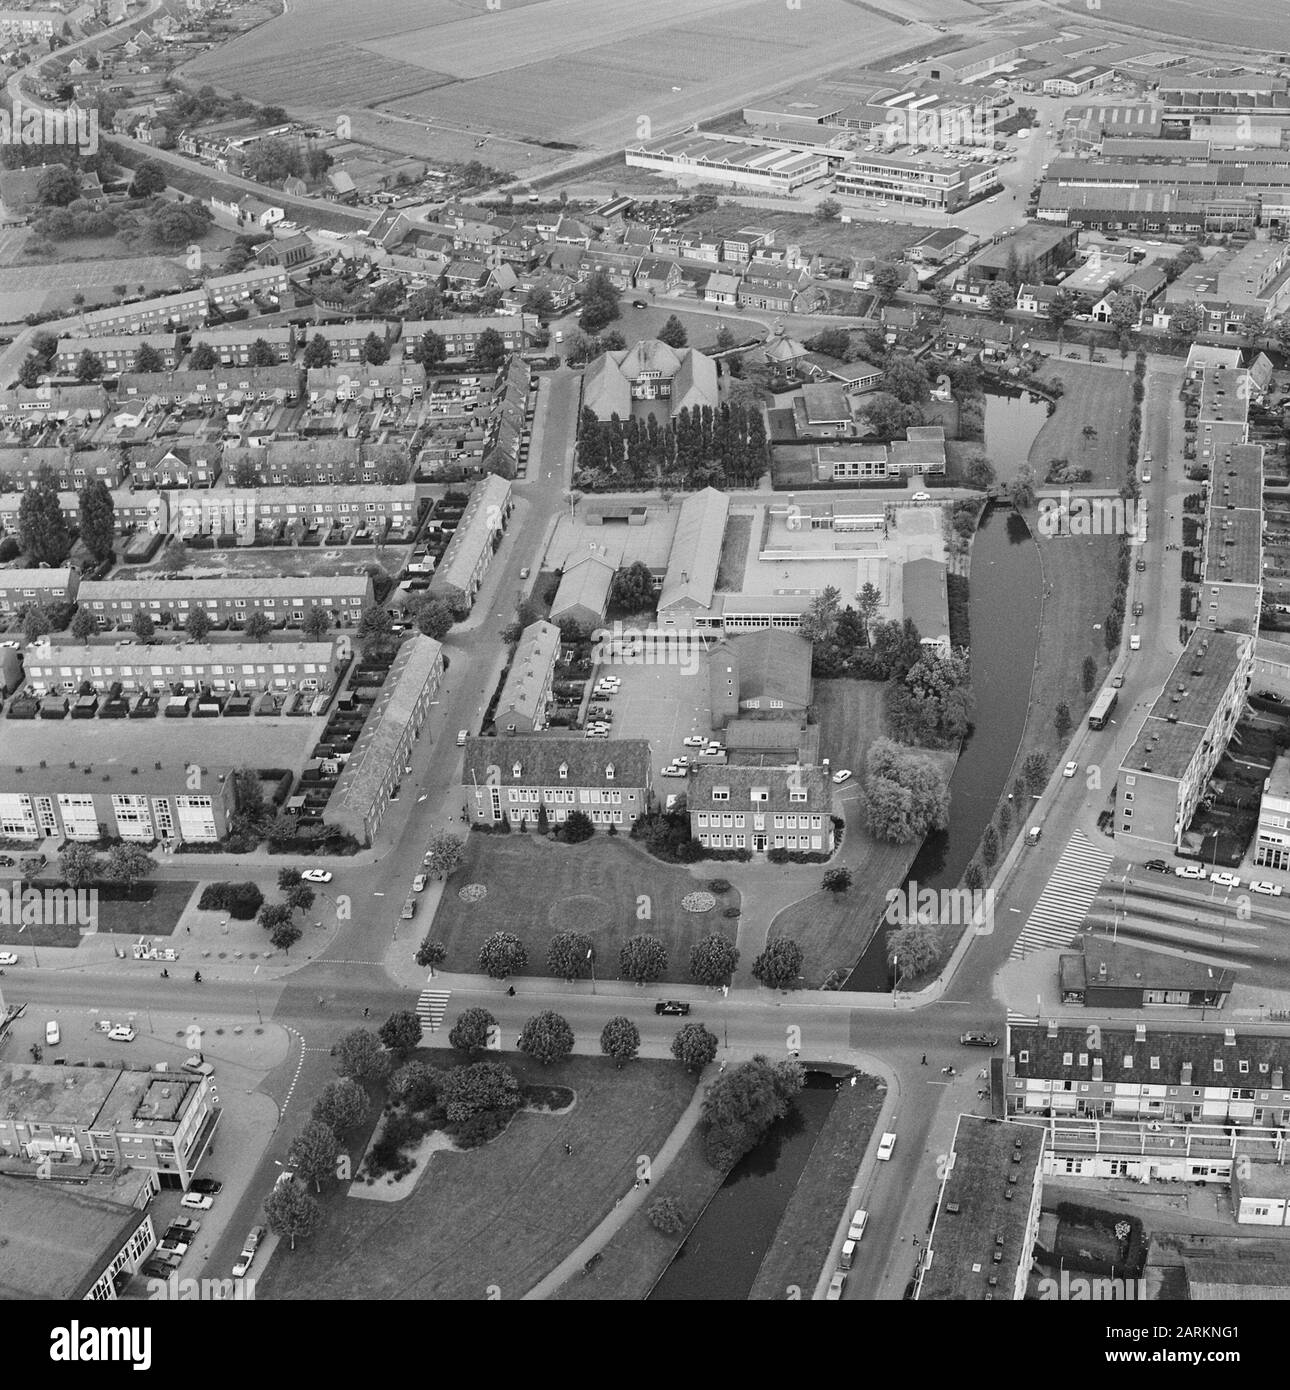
496,620 -> 561,725
462,736 -> 652,789
1059,940 -> 1235,996
690,762 -> 830,810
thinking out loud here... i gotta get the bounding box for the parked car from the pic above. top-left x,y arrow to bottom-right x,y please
188,1177 -> 222,1195
0,951 -> 17,965
274,1169 -> 296,1188
1144,860 -> 1171,874
1132,602 -> 1143,617
401,899 -> 416,920
44,1021 -> 59,1046
1135,558 -> 1146,572
1129,635 -> 1141,651
181,1192 -> 213,1210
412,874 -> 427,892
108,1025 -> 136,1042
457,729 -> 468,746
960,1032 -> 999,1047
1252,881 -> 1284,896
911,491 -> 931,502
654,1000 -> 690,1016
184,1057 -> 215,1076
159,1238 -> 189,1257
1210,871 -> 1241,888
1062,761 -> 1078,778
165,1217 -> 199,1235
847,1209 -> 868,1241
301,869 -> 332,884
877,1132 -> 896,1161
142,1258 -> 177,1279
683,735 -> 707,747
1111,673 -> 1125,688
1175,864 -> 1206,879
826,1271 -> 847,1300
832,769 -> 853,784
632,299 -> 647,308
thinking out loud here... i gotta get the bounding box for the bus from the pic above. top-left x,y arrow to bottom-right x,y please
1088,687 -> 1118,730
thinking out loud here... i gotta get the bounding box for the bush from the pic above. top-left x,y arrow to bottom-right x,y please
196,881 -> 264,919
705,878 -> 733,894
722,906 -> 741,918
447,1107 -> 513,1148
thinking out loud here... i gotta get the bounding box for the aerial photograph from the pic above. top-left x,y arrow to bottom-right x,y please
0,0 -> 1287,1345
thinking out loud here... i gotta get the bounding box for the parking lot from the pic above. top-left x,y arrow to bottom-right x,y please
596,644 -> 715,782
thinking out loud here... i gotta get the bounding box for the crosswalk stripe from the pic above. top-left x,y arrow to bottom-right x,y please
1010,831 -> 1113,959
416,988 -> 451,1032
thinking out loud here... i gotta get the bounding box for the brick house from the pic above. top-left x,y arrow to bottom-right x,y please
462,737 -> 652,828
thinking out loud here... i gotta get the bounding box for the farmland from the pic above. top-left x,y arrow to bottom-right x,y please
1049,0 -> 1290,48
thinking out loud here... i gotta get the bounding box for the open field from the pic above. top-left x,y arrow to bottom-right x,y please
258,1053 -> 698,1300
680,206 -> 934,265
1030,361 -> 1133,492
434,833 -> 739,986
93,881 -> 198,937
125,546 -> 409,581
1049,0 -> 1290,48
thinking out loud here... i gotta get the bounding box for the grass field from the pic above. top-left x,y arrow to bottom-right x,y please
1030,361 -> 1134,491
93,881 -> 198,937
124,546 -> 408,581
1048,0 -> 1290,47
258,1053 -> 698,1300
715,514 -> 753,592
749,1072 -> 886,1300
433,834 -> 740,985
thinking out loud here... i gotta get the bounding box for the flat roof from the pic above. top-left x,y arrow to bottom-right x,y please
1061,940 -> 1234,995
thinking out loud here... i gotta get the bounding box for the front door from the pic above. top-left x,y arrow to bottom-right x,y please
754,834 -> 767,851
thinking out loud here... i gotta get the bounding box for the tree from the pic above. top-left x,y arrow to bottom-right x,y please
559,808 -> 595,844
302,334 -> 333,369
361,331 -> 390,365
75,348 -> 104,382
1054,701 -> 1072,737
244,338 -> 275,368
74,477 -> 116,563
133,342 -> 164,374
525,286 -> 555,319
131,610 -> 156,640
130,160 -> 167,197
671,1022 -> 719,1071
440,1060 -> 521,1122
270,919 -> 302,954
657,314 -> 687,349
714,325 -> 737,353
823,866 -> 852,894
412,596 -> 455,641
188,342 -> 217,371
18,604 -> 50,642
185,607 -> 211,643
701,1055 -> 804,1169
469,327 -> 506,372
157,539 -> 190,576
963,861 -> 983,891
312,1078 -> 368,1135
861,737 -> 951,844
883,352 -> 929,405
871,263 -> 902,304
58,843 -> 98,887
378,1009 -> 423,1058
600,1016 -> 640,1068
302,606 -> 330,641
245,611 -> 273,641
478,930 -> 527,979
333,1027 -> 391,1085
965,455 -> 995,490
518,1009 -> 574,1065
578,269 -> 620,333
1007,464 -> 1036,510
357,604 -> 392,639
18,476 -> 71,565
285,883 -> 315,917
798,584 -> 841,644
986,280 -> 1016,319
412,330 -> 446,368
751,936 -> 803,990
70,607 -> 96,641
648,1196 -> 687,1234
887,922 -> 938,980
981,823 -> 999,868
1082,655 -> 1098,694
547,930 -> 594,981
931,281 -> 953,310
609,560 -> 654,612
620,933 -> 668,984
424,830 -> 465,879
448,1006 -> 496,1054
689,933 -> 739,987
415,934 -> 447,974
1023,751 -> 1049,794
103,842 -> 155,891
388,1061 -> 444,1111
264,1182 -> 319,1250
287,1118 -> 339,1192
36,165 -> 80,206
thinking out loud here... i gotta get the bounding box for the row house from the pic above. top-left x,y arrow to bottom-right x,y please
132,443 -> 221,490
325,636 -> 444,845
25,637 -> 344,696
0,566 -> 79,615
203,264 -> 289,308
75,574 -> 374,631
2,385 -> 108,422
510,269 -> 577,312
305,362 -> 427,402
675,230 -> 724,264
481,357 -> 533,479
1015,283 -> 1058,314
79,289 -> 208,337
721,227 -> 774,264
221,439 -> 361,487
0,763 -> 236,846
581,248 -> 640,290
0,488 -> 162,539
495,619 -> 560,733
704,272 -> 740,306
738,268 -> 809,314
634,256 -> 682,295
0,446 -> 126,490
188,325 -> 294,366
173,484 -> 418,537
118,366 -> 303,409
688,764 -> 834,855
431,473 -> 513,608
307,321 -> 392,363
462,737 -> 652,828
55,334 -> 180,375
399,316 -> 538,359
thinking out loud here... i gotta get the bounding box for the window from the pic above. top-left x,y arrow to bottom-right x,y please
1123,1055 -> 1133,1069
1078,1053 -> 1088,1067
1062,1051 -> 1073,1066
1240,1060 -> 1250,1075
712,788 -> 729,803
1150,1056 -> 1160,1070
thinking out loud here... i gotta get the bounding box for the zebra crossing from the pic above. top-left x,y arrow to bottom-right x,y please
1010,831 -> 1114,959
416,988 -> 452,1033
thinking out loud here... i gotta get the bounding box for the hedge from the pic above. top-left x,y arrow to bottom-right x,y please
196,881 -> 264,919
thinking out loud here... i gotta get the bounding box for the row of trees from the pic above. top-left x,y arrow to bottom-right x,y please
575,402 -> 770,490
18,472 -> 115,566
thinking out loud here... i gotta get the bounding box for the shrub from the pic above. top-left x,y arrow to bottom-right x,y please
722,906 -> 741,918
196,881 -> 264,919
447,1108 -> 512,1148
705,878 -> 733,894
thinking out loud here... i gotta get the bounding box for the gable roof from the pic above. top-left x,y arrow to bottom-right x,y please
462,736 -> 651,788
658,487 -> 729,612
496,620 -> 561,724
724,630 -> 813,707
690,763 -> 831,810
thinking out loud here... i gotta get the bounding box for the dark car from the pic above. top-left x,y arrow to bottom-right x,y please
141,1259 -> 174,1280
1144,859 -> 1172,873
655,1000 -> 691,1016
960,1032 -> 999,1048
1135,558 -> 1146,573
631,299 -> 647,308
188,1178 -> 223,1195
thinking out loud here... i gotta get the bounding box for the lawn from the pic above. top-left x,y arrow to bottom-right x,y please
433,833 -> 741,985
771,445 -> 816,489
749,1071 -> 886,1300
714,514 -> 752,592
124,546 -> 411,581
553,1122 -> 721,1300
257,1054 -> 699,1301
93,880 -> 199,937
1031,360 -> 1134,491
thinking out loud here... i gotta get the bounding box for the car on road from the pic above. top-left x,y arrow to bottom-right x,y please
1175,864 -> 1206,879
1252,881 -> 1284,896
188,1177 -> 222,1194
960,1032 -> 1000,1048
632,299 -> 647,308
826,1270 -> 847,1299
44,1021 -> 59,1046
1129,635 -> 1141,651
0,951 -> 16,965
1141,472 -> 1151,484
911,491 -> 931,502
1132,601 -> 1144,617
181,1192 -> 213,1210
108,1025 -> 136,1042
876,1132 -> 897,1161
1111,674 -> 1125,688
519,567 -> 530,579
987,195 -> 998,203
233,1226 -> 264,1276
683,735 -> 707,747
1144,860 -> 1171,873
1062,761 -> 1078,778
847,1209 -> 868,1241
401,898 -> 416,919
661,765 -> 687,777
832,769 -> 853,784
412,874 -> 427,892
1210,871 -> 1241,888
654,1000 -> 690,1016
457,729 -> 468,746
233,1249 -> 257,1278
301,869 -> 332,884
184,1057 -> 215,1076
1135,559 -> 1146,572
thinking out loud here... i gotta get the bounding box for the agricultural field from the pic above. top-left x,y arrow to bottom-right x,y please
1049,0 -> 1290,48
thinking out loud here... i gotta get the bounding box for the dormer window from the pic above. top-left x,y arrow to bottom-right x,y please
558,763 -> 568,780
605,764 -> 615,781
751,787 -> 769,804
511,762 -> 522,779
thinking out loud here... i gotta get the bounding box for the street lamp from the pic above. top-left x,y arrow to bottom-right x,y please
587,947 -> 595,995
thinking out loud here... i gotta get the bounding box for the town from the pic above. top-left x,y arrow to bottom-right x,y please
0,0 -> 1286,1335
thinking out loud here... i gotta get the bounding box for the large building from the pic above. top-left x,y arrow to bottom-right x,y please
708,630 -> 813,730
1200,440 -> 1263,634
902,557 -> 951,656
1059,941 -> 1233,1010
916,1115 -> 1044,1302
463,737 -> 652,829
1115,629 -> 1251,852
173,485 -> 419,539
549,548 -> 618,631
688,764 -> 834,855
76,575 -> 374,631
495,620 -> 561,734
581,339 -> 719,426
324,636 -> 444,845
624,133 -> 828,194
78,289 -> 209,337
1253,752 -> 1290,872
835,152 -> 998,212
430,473 -> 513,608
656,487 -> 729,624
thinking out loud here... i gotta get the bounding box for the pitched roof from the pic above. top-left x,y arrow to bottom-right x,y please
724,630 -> 813,707
690,763 -> 831,811
462,736 -> 651,788
659,487 -> 729,612
550,550 -> 616,622
496,620 -> 561,724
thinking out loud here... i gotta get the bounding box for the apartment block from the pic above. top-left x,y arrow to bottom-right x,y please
400,316 -> 538,359
304,321 -> 392,363
76,575 -> 374,631
118,366 -> 303,408
430,473 -> 513,608
463,737 -> 652,828
173,484 -> 418,537
187,325 -> 294,366
306,362 -> 427,401
220,439 -> 363,486
496,619 -> 561,734
203,264 -> 289,307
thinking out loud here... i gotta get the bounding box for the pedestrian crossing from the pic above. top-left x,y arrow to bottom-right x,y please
1010,831 -> 1113,959
416,988 -> 452,1033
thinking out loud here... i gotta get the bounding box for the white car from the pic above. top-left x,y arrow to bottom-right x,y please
700,745 -> 724,757
108,1025 -> 136,1042
911,491 -> 931,502
1175,864 -> 1206,879
274,1169 -> 295,1188
181,1192 -> 214,1210
1252,881 -> 1283,897
1210,871 -> 1241,889
0,951 -> 16,965
683,736 -> 707,748
832,769 -> 853,784
1129,635 -> 1141,651
45,1020 -> 60,1046
1141,472 -> 1151,484
661,766 -> 687,778
232,1249 -> 256,1278
847,1209 -> 868,1241
987,195 -> 998,203
301,869 -> 332,884
1062,761 -> 1078,778
876,1132 -> 897,1161
412,874 -> 427,893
